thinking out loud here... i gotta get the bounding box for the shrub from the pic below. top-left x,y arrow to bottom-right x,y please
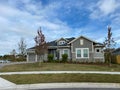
47,54 -> 54,62
15,55 -> 26,62
62,54 -> 68,62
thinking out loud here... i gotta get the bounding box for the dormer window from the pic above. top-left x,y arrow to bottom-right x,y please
59,41 -> 65,45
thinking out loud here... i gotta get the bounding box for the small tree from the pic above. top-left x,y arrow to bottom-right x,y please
48,54 -> 54,62
34,27 -> 48,62
62,54 -> 68,63
18,37 -> 27,60
103,26 -> 116,66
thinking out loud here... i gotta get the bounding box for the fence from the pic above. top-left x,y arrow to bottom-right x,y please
116,55 -> 120,64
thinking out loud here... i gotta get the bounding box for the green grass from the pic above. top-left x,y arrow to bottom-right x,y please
1,74 -> 120,84
0,62 -> 120,72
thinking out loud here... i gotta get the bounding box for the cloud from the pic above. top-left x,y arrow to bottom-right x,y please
88,0 -> 120,46
90,0 -> 120,19
0,0 -> 77,55
0,0 -> 120,55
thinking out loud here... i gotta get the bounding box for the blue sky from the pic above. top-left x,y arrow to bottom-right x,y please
0,0 -> 120,55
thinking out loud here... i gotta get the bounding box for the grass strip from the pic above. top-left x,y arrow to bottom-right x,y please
1,74 -> 120,84
0,63 -> 120,72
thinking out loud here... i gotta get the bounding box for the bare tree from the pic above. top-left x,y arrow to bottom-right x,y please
34,27 -> 48,62
11,49 -> 17,55
18,37 -> 27,58
104,26 -> 116,66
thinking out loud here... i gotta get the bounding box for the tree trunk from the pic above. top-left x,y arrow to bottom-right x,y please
109,52 -> 112,67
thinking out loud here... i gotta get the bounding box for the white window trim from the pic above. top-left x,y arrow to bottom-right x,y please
95,48 -> 101,53
76,48 -> 89,59
59,41 -> 65,45
80,39 -> 83,45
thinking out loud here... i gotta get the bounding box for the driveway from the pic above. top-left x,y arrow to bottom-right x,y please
0,77 -> 16,89
0,61 -> 35,69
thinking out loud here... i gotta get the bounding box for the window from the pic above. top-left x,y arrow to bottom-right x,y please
63,49 -> 69,57
59,41 -> 65,45
95,48 -> 101,53
80,39 -> 83,45
96,49 -> 99,52
83,49 -> 89,57
64,50 -> 68,54
76,48 -> 89,58
77,49 -> 81,57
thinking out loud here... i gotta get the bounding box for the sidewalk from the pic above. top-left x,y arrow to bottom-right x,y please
0,82 -> 120,90
16,83 -> 120,89
1,71 -> 120,90
0,71 -> 120,75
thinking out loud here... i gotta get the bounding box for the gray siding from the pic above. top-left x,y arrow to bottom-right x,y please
72,37 -> 93,52
71,52 -> 104,63
28,53 -> 36,62
71,37 -> 104,62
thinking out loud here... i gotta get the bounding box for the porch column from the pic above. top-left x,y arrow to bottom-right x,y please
35,54 -> 38,62
54,50 -> 56,60
27,54 -> 29,62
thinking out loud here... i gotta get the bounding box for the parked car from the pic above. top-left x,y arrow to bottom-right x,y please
0,60 -> 11,63
0,60 -> 5,63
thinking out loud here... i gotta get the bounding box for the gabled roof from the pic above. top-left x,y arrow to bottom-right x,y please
47,40 -> 57,46
68,35 -> 97,44
48,37 -> 75,46
27,46 -> 36,50
56,37 -> 68,42
27,37 -> 75,50
94,42 -> 104,47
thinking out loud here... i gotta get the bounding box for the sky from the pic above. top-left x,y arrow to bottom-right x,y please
0,0 -> 120,55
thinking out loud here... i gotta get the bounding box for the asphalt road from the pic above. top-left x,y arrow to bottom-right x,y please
31,88 -> 120,90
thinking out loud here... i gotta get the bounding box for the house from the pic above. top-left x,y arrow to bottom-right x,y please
26,36 -> 105,62
112,48 -> 120,55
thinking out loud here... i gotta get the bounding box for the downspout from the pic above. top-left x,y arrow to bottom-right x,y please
70,43 -> 72,62
27,53 -> 29,62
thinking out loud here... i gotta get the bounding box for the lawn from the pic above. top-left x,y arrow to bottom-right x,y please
0,62 -> 120,72
1,74 -> 120,84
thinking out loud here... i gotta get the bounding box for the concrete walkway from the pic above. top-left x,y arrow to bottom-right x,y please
0,77 -> 16,89
1,71 -> 120,90
1,71 -> 120,75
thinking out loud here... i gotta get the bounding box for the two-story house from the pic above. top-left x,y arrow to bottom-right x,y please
27,36 -> 104,62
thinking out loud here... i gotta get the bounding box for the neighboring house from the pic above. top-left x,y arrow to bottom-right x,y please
27,36 -> 105,62
112,48 -> 120,55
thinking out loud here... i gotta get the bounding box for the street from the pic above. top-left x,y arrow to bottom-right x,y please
30,88 -> 120,90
